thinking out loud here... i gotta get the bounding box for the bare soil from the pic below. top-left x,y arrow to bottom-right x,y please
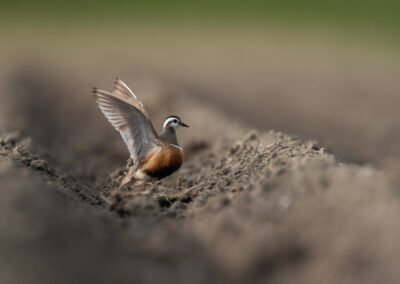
1,57 -> 400,284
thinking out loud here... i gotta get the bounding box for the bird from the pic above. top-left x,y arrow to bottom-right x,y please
92,79 -> 188,187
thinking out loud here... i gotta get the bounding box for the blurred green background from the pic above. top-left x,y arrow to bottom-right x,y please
1,0 -> 400,164
1,0 -> 399,27
1,0 -> 400,39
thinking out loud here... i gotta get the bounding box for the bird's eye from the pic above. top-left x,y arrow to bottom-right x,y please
173,120 -> 178,123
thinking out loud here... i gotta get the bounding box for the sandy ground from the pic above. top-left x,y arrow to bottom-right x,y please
1,44 -> 400,283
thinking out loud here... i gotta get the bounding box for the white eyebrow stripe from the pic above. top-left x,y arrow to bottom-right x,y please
163,117 -> 177,128
170,144 -> 183,151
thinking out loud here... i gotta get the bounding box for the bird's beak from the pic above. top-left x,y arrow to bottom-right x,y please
180,122 -> 189,128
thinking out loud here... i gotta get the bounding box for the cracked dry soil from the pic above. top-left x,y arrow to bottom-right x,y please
2,72 -> 400,284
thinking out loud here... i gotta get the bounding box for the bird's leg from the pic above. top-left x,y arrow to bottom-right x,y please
125,158 -> 133,168
120,166 -> 135,188
110,167 -> 135,201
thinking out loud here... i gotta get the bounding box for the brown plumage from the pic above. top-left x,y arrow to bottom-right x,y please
92,79 -> 188,186
141,143 -> 184,178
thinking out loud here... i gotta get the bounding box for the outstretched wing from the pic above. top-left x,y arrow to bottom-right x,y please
93,79 -> 160,168
112,78 -> 151,118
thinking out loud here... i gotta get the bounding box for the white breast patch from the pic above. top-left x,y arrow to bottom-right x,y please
170,144 -> 183,151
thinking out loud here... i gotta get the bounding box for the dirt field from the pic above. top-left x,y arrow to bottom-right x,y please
1,41 -> 400,283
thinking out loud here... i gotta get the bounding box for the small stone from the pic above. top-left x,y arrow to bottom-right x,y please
181,196 -> 193,203
158,197 -> 171,208
20,157 -> 32,166
230,144 -> 240,154
244,131 -> 259,141
208,181 -> 216,189
307,141 -> 320,151
221,166 -> 231,175
30,159 -> 47,170
2,132 -> 20,145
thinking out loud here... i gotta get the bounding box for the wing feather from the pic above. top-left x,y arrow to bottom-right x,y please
113,78 -> 151,118
92,82 -> 159,168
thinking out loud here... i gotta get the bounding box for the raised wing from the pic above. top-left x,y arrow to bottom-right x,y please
112,78 -> 151,118
93,80 -> 160,168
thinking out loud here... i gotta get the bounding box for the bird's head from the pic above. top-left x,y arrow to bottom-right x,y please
163,115 -> 189,130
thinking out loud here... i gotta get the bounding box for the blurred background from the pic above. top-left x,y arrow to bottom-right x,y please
1,0 -> 400,167
3,2 -> 400,284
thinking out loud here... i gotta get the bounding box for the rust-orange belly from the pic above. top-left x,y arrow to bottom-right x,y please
140,145 -> 184,179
